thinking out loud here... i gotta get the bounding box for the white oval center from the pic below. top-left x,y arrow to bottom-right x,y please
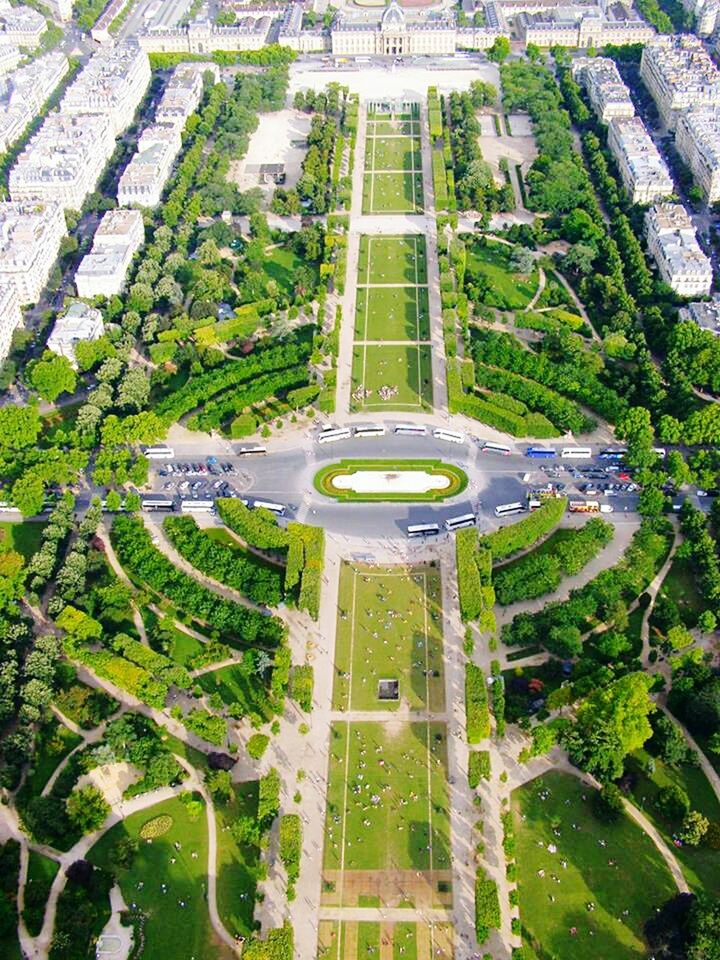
331,470 -> 451,494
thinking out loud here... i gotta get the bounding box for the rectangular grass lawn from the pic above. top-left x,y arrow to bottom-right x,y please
513,771 -> 677,960
358,235 -> 427,286
351,343 -> 433,411
214,782 -> 261,939
333,563 -> 444,712
324,721 -> 451,873
369,119 -> 419,136
366,135 -> 421,172
354,286 -> 430,342
363,172 -> 423,214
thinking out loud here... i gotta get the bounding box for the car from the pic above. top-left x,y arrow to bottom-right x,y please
618,472 -> 631,481
213,480 -> 225,489
198,464 -> 207,473
179,481 -> 190,490
221,463 -> 232,473
697,489 -> 709,497
208,465 -> 220,476
207,456 -> 218,464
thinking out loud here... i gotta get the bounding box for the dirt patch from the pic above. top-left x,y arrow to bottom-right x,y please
227,109 -> 312,196
322,868 -> 453,908
76,762 -> 141,806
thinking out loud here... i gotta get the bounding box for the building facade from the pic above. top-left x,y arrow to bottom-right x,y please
675,107 -> 720,204
640,35 -> 720,130
0,282 -> 21,365
607,115 -> 673,204
117,122 -> 182,208
138,17 -> 272,53
645,202 -> 712,297
0,200 -> 66,305
47,302 -> 104,365
331,2 -> 457,56
680,297 -> 720,335
572,56 -> 635,123
0,1 -> 46,47
75,208 -> 144,299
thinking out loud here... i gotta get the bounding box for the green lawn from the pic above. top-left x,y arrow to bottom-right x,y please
655,555 -> 706,628
0,520 -> 46,560
358,235 -> 427,285
167,625 -> 206,667
513,771 -> 677,960
24,850 -> 59,936
465,239 -> 538,310
354,286 -> 429,341
365,135 -> 421,172
333,563 -> 444,711
214,782 -> 260,939
88,795 -> 222,960
627,748 -> 720,897
324,721 -> 450,874
262,245 -> 317,297
363,171 -> 423,214
197,662 -> 274,721
392,922 -> 418,959
357,922 -> 380,958
351,343 -> 433,411
18,718 -> 82,801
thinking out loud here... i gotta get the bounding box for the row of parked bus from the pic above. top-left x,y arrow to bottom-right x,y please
317,424 -> 469,444
138,497 -> 286,516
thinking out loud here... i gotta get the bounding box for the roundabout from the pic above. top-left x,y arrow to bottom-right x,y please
313,459 -> 468,502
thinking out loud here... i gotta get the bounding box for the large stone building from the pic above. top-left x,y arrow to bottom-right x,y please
645,202 -> 713,297
0,1 -> 46,48
607,115 -> 673,204
572,56 -> 635,123
75,208 -> 144,299
117,122 -> 182,208
47,302 -> 104,365
516,5 -> 653,47
331,2 -> 457,56
675,107 -> 720,204
0,282 -> 21,365
0,200 -> 66,305
640,35 -> 720,130
138,16 -> 273,53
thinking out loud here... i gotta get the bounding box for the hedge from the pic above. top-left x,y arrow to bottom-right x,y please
182,708 -> 227,746
111,516 -> 285,647
258,767 -> 280,826
468,750 -> 491,788
287,522 -> 324,621
457,528 -> 483,621
217,499 -> 290,551
289,664 -> 313,712
64,637 -> 168,709
475,870 -> 501,943
482,498 -> 567,561
163,515 -> 283,606
466,664 -> 491,743
279,813 -> 302,897
187,365 -> 311,433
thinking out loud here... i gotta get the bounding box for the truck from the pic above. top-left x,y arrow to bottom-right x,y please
569,500 -> 613,514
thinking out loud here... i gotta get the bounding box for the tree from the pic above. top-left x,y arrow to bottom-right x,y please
688,895 -> 720,960
29,353 -> 77,403
649,714 -> 692,767
105,490 -> 122,512
509,246 -> 534,274
66,786 -> 110,834
698,610 -> 717,634
116,368 -> 150,412
0,405 -> 41,450
564,673 -> 654,781
205,768 -> 233,805
592,783 -> 624,822
487,36 -> 510,63
680,810 -> 709,846
656,784 -> 691,822
616,406 -> 656,469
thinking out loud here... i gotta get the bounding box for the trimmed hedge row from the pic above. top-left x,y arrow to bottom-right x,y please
466,663 -> 491,743
456,530 -> 495,633
475,869 -> 501,943
468,750 -> 491,788
279,813 -> 302,898
187,365 -> 311,433
64,637 -> 168,709
289,665 -> 313,712
163,515 -> 283,606
111,516 -> 285,647
482,498 -> 567,562
217,499 -> 290,550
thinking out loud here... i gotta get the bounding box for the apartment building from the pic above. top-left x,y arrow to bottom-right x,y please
0,1 -> 46,47
117,123 -> 181,208
47,302 -> 105,365
75,208 -> 144,298
44,0 -> 73,20
9,112 -> 114,210
681,297 -> 720,335
0,200 -> 66,304
572,56 -> 635,123
683,0 -> 720,36
607,115 -> 674,204
60,42 -> 151,137
9,51 -> 69,114
0,43 -> 20,75
645,202 -> 713,297
154,62 -> 217,126
640,35 -> 720,130
517,9 -> 653,48
0,282 -> 21,365
675,107 -> 720,204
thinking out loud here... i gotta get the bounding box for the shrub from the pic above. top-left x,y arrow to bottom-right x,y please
289,665 -> 313,712
182,708 -> 227,747
139,814 -> 173,839
592,783 -> 624,823
656,784 -> 691,822
466,664 -> 490,743
475,870 -> 501,942
279,813 -> 302,896
468,750 -> 491,787
247,734 -> 270,760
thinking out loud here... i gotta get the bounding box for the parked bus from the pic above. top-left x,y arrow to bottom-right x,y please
599,448 -> 627,461
252,500 -> 286,516
494,502 -> 525,517
317,428 -> 351,444
569,500 -> 614,514
481,441 -> 511,456
354,425 -> 385,438
143,446 -> 174,460
407,522 -> 440,538
527,499 -> 543,511
433,428 -> 465,444
141,498 -> 175,511
180,500 -> 215,513
444,513 -> 476,532
560,447 -> 592,459
525,447 -> 556,459
236,446 -> 267,456
395,424 -> 427,436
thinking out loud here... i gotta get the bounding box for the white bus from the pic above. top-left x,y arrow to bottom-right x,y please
433,428 -> 465,444
180,500 -> 215,513
407,522 -> 440,538
354,425 -> 385,438
143,446 -> 174,460
141,498 -> 175,511
481,441 -> 511,456
445,513 -> 476,532
395,424 -> 427,436
236,446 -> 267,456
560,446 -> 592,459
494,502 -> 525,517
252,500 -> 286,516
317,428 -> 351,444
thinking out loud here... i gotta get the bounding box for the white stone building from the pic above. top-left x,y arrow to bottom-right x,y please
516,8 -> 653,47
0,282 -> 21,365
607,115 -> 673,204
9,50 -> 69,115
0,43 -> 20,75
154,62 -> 216,126
645,202 -> 713,297
640,35 -> 720,131
75,208 -> 144,298
0,200 -> 66,304
675,107 -> 720,204
9,112 -> 115,210
680,297 -> 720,335
138,16 -> 273,53
331,2 -> 457,56
0,1 -> 46,47
44,0 -> 72,20
60,42 -> 151,137
572,56 -> 634,123
683,0 -> 720,36
117,123 -> 182,208
47,301 -> 104,364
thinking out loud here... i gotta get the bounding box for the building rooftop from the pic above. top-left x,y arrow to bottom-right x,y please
0,200 -> 64,268
679,107 -> 720,170
610,116 -> 672,188
643,34 -> 720,97
94,207 -> 144,243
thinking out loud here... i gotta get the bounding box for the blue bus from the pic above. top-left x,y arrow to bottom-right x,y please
598,448 -> 627,461
525,447 -> 557,459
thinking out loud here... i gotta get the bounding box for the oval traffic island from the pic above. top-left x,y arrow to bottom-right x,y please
314,459 -> 468,502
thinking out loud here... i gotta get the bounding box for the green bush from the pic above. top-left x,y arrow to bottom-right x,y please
466,664 -> 491,743
279,813 -> 302,895
289,665 -> 313,712
247,733 -> 270,760
182,708 -> 227,747
468,750 -> 491,788
482,498 -> 567,561
475,870 -> 501,942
